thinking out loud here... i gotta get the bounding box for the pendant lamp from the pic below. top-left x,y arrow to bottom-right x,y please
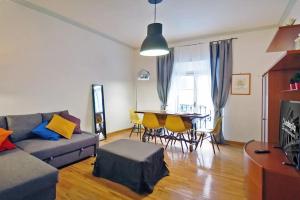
140,0 -> 169,56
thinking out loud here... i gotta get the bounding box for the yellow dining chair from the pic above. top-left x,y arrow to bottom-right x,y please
129,109 -> 143,140
142,113 -> 164,144
196,117 -> 222,154
165,115 -> 190,153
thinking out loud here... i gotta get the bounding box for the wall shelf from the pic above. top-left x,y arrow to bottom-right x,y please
268,50 -> 300,71
267,24 -> 300,52
281,89 -> 300,93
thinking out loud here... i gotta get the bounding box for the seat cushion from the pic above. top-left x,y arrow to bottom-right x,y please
41,110 -> 68,122
15,132 -> 98,160
6,113 -> 42,143
0,148 -> 58,200
0,116 -> 7,129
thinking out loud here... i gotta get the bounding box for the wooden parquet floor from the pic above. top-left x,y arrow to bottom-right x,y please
56,131 -> 246,200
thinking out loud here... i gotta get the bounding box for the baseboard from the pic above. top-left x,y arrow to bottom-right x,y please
106,130 -> 246,146
225,140 -> 245,146
107,128 -> 132,137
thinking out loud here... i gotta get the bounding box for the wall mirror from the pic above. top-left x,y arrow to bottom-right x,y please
92,84 -> 107,140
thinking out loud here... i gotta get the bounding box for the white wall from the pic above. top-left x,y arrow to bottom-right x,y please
286,0 -> 300,24
223,29 -> 281,142
134,28 -> 283,142
134,56 -> 161,110
2,0 -> 299,139
0,1 -> 135,133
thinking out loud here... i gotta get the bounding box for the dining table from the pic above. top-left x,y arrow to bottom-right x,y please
135,110 -> 210,152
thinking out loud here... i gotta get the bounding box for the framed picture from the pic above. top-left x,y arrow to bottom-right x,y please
231,73 -> 251,95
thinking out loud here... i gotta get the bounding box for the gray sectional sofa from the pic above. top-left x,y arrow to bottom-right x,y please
0,111 -> 99,200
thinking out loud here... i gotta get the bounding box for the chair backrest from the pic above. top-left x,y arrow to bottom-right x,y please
211,117 -> 222,135
142,113 -> 160,129
165,115 -> 187,133
96,113 -> 102,123
129,109 -> 140,123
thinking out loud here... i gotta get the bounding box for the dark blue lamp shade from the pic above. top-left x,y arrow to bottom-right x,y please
140,23 -> 169,56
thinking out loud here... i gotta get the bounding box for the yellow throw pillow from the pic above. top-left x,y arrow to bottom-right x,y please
47,114 -> 76,139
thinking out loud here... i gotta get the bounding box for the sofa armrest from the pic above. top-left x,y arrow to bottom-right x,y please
81,131 -> 98,136
81,131 -> 99,149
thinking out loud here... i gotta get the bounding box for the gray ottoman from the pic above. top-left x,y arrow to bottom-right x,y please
93,139 -> 169,194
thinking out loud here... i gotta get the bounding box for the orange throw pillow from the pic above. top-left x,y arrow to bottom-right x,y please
0,128 -> 13,146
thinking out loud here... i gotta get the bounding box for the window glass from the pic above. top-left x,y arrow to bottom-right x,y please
168,45 -> 214,128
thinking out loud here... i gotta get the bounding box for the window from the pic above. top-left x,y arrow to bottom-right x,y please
168,44 -> 213,127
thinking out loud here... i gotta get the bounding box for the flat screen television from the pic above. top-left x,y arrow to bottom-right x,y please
279,100 -> 300,170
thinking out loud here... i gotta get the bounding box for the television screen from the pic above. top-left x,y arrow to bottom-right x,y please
279,100 -> 300,169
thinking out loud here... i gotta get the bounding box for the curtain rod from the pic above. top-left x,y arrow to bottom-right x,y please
173,42 -> 204,48
172,37 -> 238,48
210,37 -> 238,43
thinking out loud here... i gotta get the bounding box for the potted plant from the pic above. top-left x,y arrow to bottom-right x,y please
294,72 -> 300,90
290,78 -> 295,90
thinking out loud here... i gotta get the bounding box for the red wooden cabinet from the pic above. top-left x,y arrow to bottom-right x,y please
262,25 -> 300,144
262,50 -> 300,144
267,24 -> 300,52
251,24 -> 300,200
244,141 -> 300,200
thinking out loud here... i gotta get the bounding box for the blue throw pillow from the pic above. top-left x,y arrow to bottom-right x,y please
32,121 -> 60,141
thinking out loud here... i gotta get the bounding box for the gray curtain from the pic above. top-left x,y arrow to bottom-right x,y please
210,39 -> 233,144
156,48 -> 174,111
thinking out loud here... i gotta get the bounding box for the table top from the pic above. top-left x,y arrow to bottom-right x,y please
244,140 -> 300,177
135,110 -> 209,119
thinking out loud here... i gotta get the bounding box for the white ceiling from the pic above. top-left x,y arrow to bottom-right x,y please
27,0 -> 291,48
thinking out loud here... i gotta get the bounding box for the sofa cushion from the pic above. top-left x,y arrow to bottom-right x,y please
32,121 -> 61,141
0,116 -> 7,129
0,138 -> 16,152
15,132 -> 98,160
60,112 -> 81,134
0,148 -> 58,200
42,110 -> 69,122
0,128 -> 12,145
6,113 -> 42,143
